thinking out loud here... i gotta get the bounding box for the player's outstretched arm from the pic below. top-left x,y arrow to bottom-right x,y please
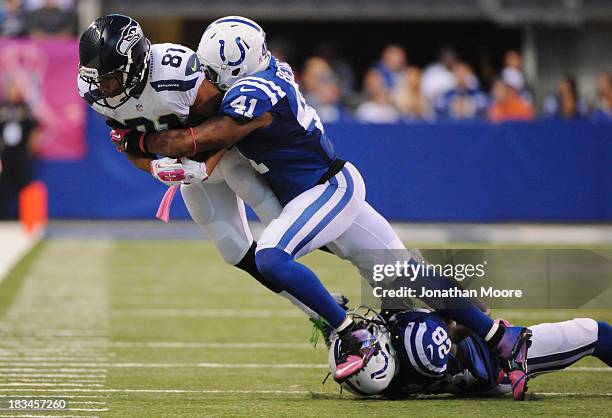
143,113 -> 273,157
124,151 -> 155,173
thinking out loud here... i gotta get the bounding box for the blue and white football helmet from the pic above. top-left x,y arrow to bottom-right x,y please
197,16 -> 271,91
328,310 -> 398,396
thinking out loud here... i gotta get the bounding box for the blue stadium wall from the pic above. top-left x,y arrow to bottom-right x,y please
36,109 -> 612,222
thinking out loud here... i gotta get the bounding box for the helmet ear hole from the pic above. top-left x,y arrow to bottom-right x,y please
231,68 -> 241,76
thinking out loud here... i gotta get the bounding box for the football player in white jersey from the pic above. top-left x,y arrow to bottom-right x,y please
77,14 -> 339,319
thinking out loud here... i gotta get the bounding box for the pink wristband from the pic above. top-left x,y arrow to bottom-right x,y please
189,127 -> 196,156
139,133 -> 147,153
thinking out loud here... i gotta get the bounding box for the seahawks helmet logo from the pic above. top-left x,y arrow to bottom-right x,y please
116,23 -> 142,56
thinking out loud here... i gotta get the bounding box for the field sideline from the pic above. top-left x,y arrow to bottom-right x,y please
0,237 -> 610,417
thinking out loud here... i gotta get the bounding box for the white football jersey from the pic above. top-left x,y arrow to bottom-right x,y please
78,43 -> 205,132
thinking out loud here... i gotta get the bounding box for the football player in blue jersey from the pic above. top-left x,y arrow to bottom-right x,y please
123,16 -> 532,389
329,307 -> 612,400
77,14 -> 353,334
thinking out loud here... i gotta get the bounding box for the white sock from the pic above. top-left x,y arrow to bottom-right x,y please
336,316 -> 353,333
484,321 -> 500,342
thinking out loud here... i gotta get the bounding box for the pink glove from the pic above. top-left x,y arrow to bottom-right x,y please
110,128 -> 144,153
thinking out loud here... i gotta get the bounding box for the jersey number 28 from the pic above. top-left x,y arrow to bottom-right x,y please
427,326 -> 452,360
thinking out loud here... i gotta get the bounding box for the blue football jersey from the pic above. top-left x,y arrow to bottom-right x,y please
384,310 -> 500,397
219,56 -> 337,206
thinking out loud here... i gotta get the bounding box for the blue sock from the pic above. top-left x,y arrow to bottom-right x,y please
410,268 -> 495,339
255,247 -> 347,328
594,321 -> 612,366
234,242 -> 283,293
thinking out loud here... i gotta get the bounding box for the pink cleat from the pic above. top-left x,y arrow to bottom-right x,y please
333,354 -> 365,381
494,323 -> 532,401
330,327 -> 379,382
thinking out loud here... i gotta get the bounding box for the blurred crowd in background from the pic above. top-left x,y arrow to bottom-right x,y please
0,0 -> 76,38
1,0 -> 611,125
278,44 -> 612,124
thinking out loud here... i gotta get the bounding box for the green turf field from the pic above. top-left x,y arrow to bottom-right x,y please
0,238 -> 610,417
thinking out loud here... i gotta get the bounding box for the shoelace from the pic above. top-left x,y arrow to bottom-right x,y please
309,317 -> 330,348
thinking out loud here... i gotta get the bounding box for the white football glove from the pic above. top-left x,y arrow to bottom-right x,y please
150,157 -> 185,186
149,157 -> 208,186
179,157 -> 208,184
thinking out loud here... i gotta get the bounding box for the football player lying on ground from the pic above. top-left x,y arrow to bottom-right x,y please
116,15 -> 533,398
329,307 -> 612,400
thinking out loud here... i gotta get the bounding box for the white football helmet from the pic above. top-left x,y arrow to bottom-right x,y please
197,16 -> 271,91
328,319 -> 398,396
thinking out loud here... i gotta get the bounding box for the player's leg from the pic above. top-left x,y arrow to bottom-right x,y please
255,162 -> 375,380
255,162 -> 366,328
527,318 -> 611,375
595,321 -> 612,366
216,147 -> 282,225
181,180 -> 257,266
181,179 -> 332,320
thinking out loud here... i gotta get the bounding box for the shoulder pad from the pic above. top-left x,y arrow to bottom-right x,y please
220,76 -> 287,120
150,43 -> 203,92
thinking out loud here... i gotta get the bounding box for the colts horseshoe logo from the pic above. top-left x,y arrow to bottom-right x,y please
218,37 -> 246,66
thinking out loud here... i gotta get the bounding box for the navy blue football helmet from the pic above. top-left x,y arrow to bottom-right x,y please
78,14 -> 150,108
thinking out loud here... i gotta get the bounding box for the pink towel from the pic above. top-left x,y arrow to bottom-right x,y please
156,185 -> 179,223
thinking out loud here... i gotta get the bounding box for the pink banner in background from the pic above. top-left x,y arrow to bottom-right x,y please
0,38 -> 85,159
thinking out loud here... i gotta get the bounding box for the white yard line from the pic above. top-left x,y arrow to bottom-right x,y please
1,379 -> 106,383
0,388 -> 313,394
0,357 -> 110,362
0,388 -> 610,397
0,369 -> 108,373
109,341 -> 314,349
0,362 -> 328,369
0,383 -> 106,387
111,308 -> 304,318
562,367 -> 611,372
0,361 -> 109,366
0,416 -> 100,418
0,223 -> 41,284
0,395 -> 107,398
536,392 -> 612,396
0,374 -> 106,379
0,330 -> 108,337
